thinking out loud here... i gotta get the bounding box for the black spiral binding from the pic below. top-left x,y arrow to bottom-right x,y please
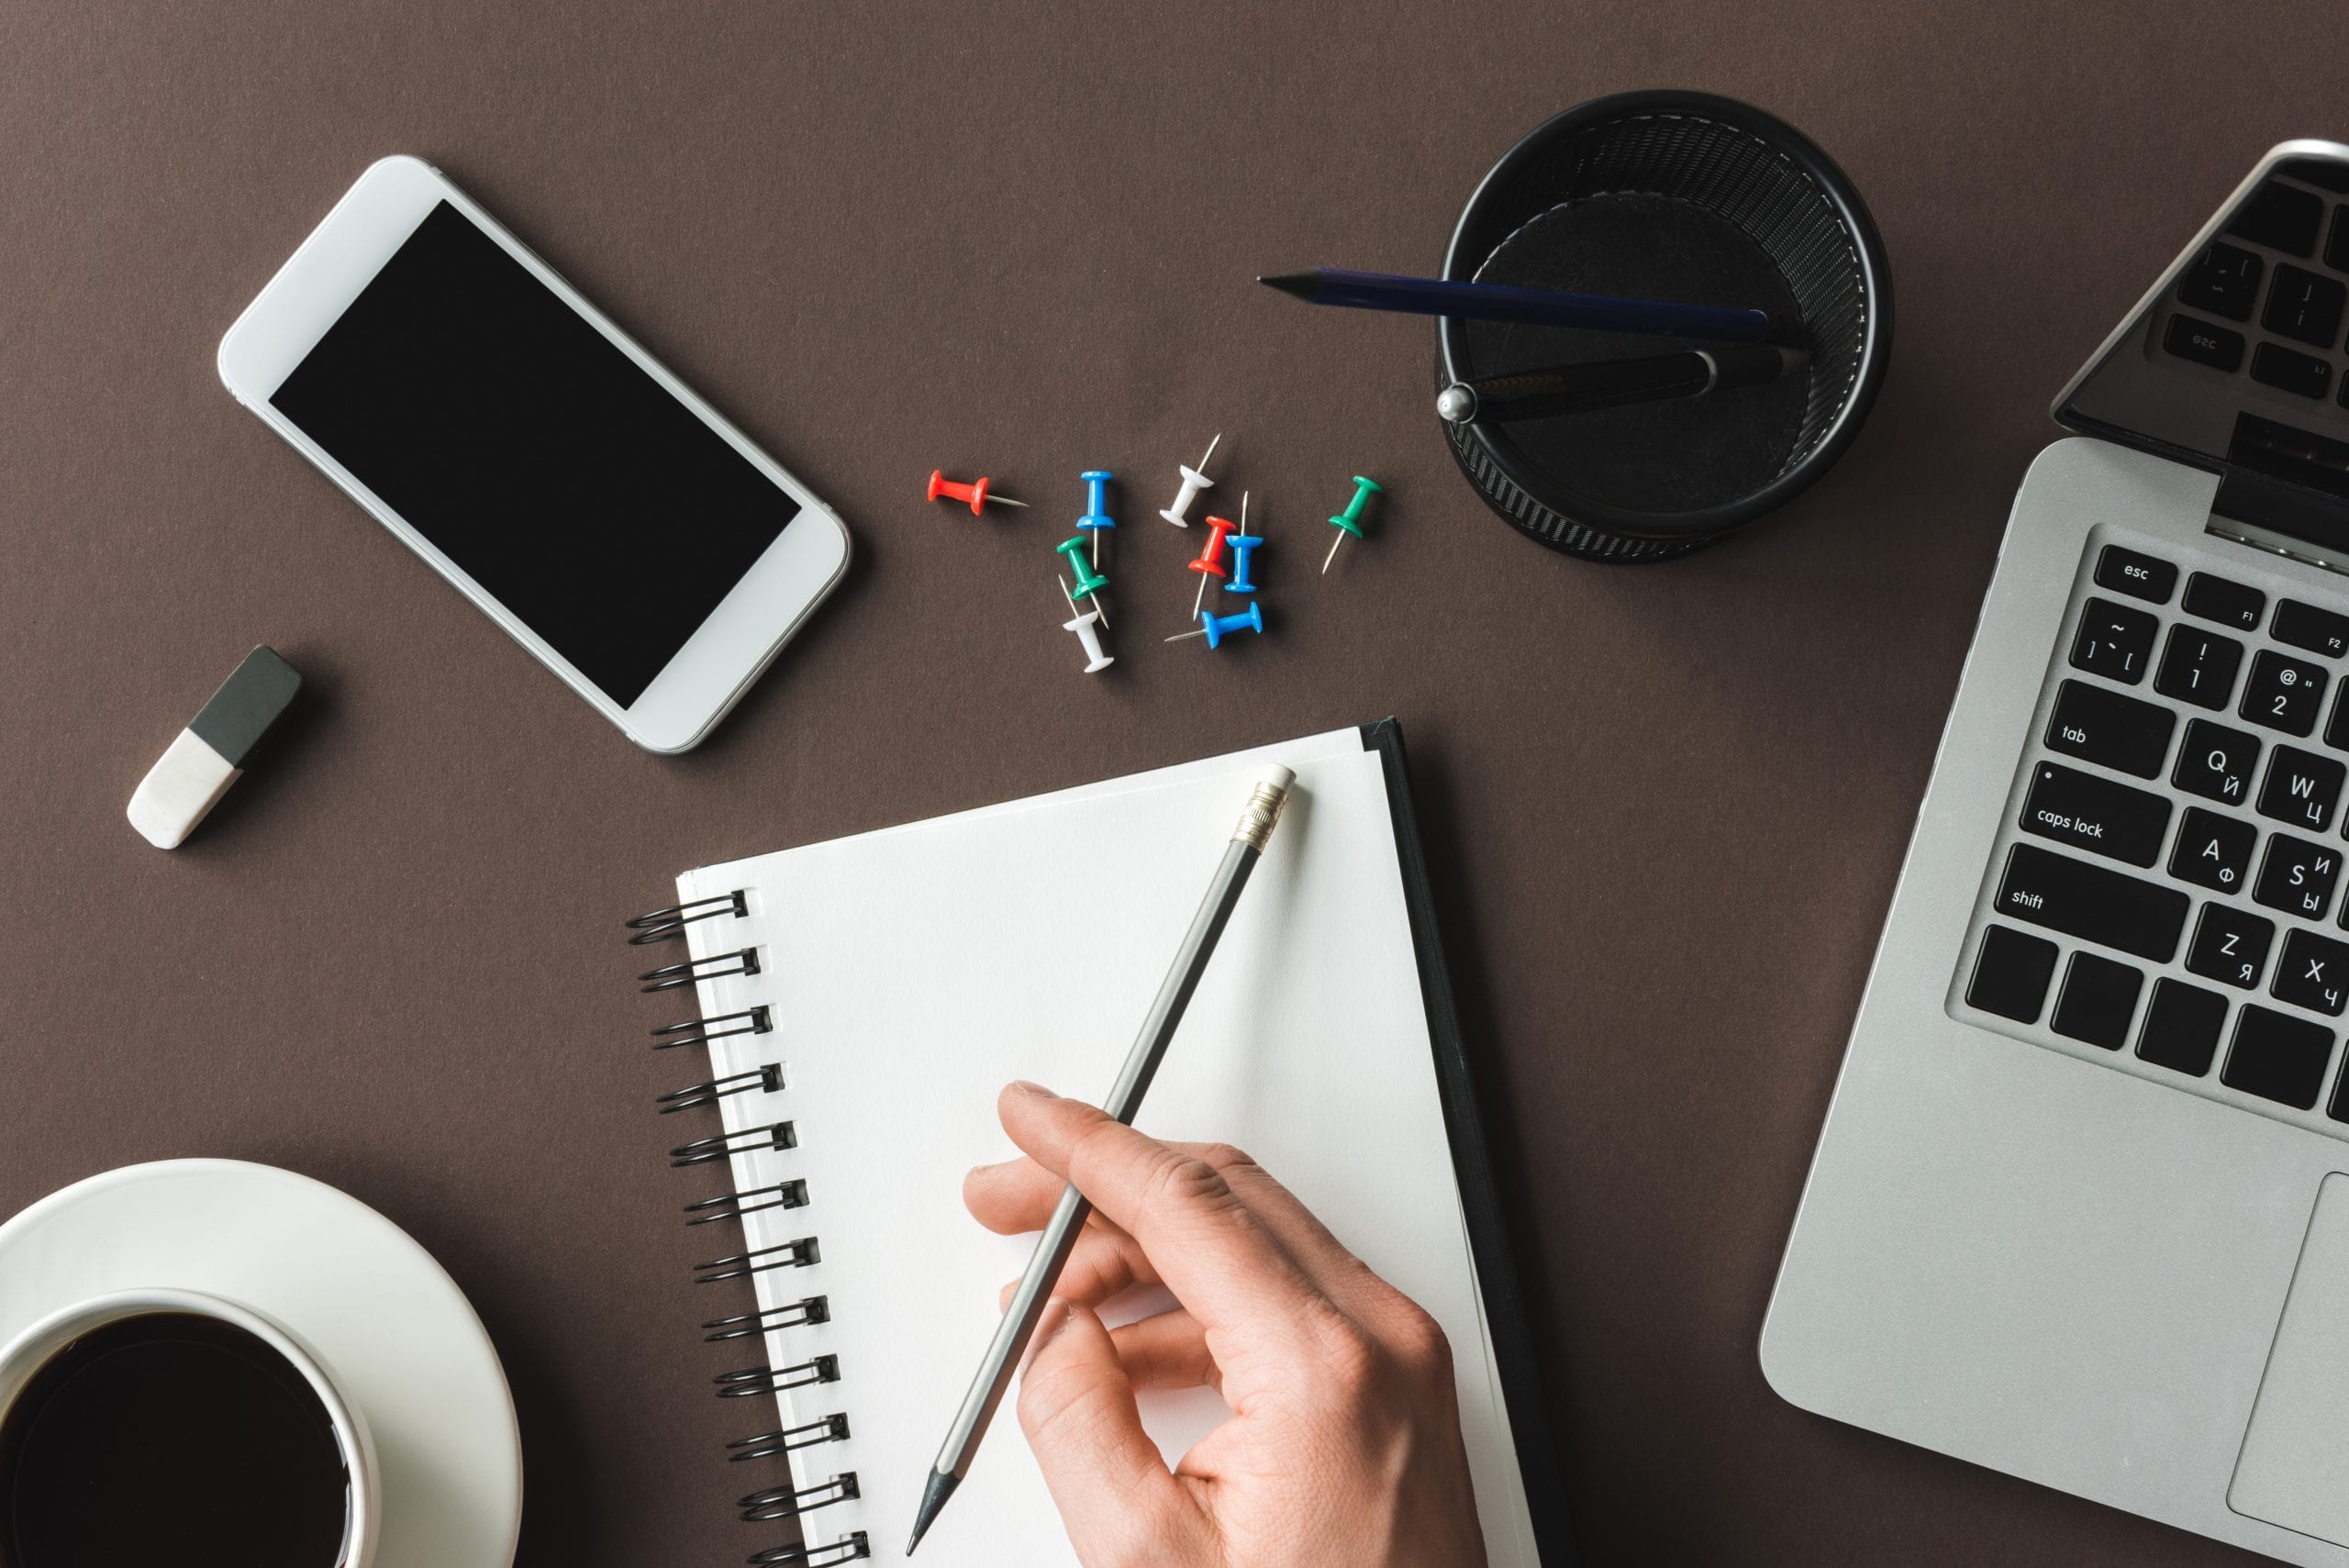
628,890 -> 749,945
739,1473 -> 859,1522
726,1412 -> 849,1461
704,1296 -> 829,1343
632,892 -> 863,1567
748,1536 -> 869,1566
674,1122 -> 797,1168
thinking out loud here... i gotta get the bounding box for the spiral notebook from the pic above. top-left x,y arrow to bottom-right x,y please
628,721 -> 1568,1566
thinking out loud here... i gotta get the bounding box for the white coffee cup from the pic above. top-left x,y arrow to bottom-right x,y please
0,1287 -> 380,1568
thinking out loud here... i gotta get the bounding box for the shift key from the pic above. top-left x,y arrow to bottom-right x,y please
1996,843 -> 2189,962
2019,762 -> 2173,866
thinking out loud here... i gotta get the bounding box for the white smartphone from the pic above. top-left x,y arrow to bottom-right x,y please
217,155 -> 850,753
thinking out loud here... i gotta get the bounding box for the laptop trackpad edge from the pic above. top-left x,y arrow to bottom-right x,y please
2231,1170 -> 2349,1548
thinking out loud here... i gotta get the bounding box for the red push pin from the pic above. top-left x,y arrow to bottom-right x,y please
1186,514 -> 1239,620
926,470 -> 1030,516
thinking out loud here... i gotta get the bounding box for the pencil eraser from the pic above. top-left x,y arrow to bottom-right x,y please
128,646 -> 303,849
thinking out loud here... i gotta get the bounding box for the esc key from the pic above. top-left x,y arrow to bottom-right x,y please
2095,544 -> 2177,605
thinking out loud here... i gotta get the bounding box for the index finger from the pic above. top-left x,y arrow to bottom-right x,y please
996,1082 -> 1324,1347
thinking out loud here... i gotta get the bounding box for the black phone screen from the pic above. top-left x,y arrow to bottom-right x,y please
270,200 -> 796,707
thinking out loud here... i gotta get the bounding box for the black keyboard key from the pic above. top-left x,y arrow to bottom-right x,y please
2330,206 -> 2349,275
1965,925 -> 2057,1024
2252,342 -> 2332,398
2258,745 -> 2345,832
2174,718 -> 2261,806
2018,762 -> 2171,867
2092,544 -> 2177,604
2263,262 -> 2348,347
2164,314 -> 2245,372
2229,180 -> 2324,256
2183,572 -> 2266,631
2330,1063 -> 2349,1123
2178,240 -> 2263,320
2255,832 -> 2342,919
2221,1006 -> 2335,1109
2154,624 -> 2244,710
2045,680 -> 2175,778
2138,978 -> 2229,1076
2188,903 -> 2275,989
2274,929 -> 2349,1017
2328,688 -> 2349,753
2050,951 -> 2143,1051
2242,649 -> 2329,735
2273,598 -> 2349,659
1995,843 -> 2189,962
2070,597 -> 2158,684
2170,806 -> 2258,895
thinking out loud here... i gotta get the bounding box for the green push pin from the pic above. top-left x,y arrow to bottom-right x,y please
1322,475 -> 1384,573
1054,536 -> 1109,625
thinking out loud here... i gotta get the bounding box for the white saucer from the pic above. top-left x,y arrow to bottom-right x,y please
0,1160 -> 521,1567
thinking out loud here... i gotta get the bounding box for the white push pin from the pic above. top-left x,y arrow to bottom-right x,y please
1157,432 -> 1221,528
1058,575 -> 1115,673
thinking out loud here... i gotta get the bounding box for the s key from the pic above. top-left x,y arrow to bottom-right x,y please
2255,833 -> 2343,920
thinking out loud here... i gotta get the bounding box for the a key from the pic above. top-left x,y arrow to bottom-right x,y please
2018,762 -> 2171,867
2256,745 -> 2345,832
2049,951 -> 2143,1051
2154,625 -> 2244,710
2070,598 -> 2158,684
2221,1006 -> 2335,1109
2273,929 -> 2349,1017
1965,925 -> 2057,1024
2187,903 -> 2275,989
2044,680 -> 2175,779
2254,832 -> 2341,919
2174,718 -> 2261,806
2137,977 -> 2229,1076
2242,649 -> 2328,736
1994,843 -> 2189,962
2169,806 -> 2257,895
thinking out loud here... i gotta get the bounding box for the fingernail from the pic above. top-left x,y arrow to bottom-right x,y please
1008,1080 -> 1055,1099
1036,1298 -> 1074,1345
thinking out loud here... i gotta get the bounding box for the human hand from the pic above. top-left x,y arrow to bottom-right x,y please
963,1080 -> 1489,1568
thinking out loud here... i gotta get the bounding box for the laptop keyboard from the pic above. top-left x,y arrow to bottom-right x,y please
2167,167 -> 2349,403
1955,534 -> 2349,1132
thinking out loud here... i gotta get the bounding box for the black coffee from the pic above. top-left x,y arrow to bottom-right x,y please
0,1311 -> 351,1568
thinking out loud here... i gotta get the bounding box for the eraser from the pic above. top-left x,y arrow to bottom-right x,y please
128,646 -> 302,849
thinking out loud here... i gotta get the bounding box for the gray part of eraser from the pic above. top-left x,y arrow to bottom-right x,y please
187,646 -> 301,767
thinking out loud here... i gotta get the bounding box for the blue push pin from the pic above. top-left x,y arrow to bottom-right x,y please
1226,532 -> 1264,594
1076,470 -> 1114,567
1166,600 -> 1265,649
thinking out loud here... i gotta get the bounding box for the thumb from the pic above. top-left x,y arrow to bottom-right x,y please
1017,1301 -> 1208,1564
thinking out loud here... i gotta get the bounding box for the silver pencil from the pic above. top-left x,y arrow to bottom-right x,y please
906,763 -> 1297,1554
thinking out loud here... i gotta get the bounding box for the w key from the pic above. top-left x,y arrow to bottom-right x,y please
2019,763 -> 2171,867
2274,929 -> 2349,1016
2258,745 -> 2346,833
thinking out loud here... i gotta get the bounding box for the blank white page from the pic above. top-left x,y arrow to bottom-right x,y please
677,747 -> 1534,1567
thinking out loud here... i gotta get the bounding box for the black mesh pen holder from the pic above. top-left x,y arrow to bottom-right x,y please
1438,90 -> 1891,562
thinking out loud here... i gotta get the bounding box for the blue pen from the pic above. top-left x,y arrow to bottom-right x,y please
1259,267 -> 1782,344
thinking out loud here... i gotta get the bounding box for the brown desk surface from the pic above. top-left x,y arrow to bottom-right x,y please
2,4 -> 2332,1562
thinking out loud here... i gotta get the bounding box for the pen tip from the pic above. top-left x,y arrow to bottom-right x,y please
1257,272 -> 1317,301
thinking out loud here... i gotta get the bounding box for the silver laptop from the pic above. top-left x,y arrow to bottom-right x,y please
1765,140 -> 2349,1564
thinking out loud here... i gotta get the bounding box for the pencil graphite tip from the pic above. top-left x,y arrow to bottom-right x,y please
1257,272 -> 1319,302
908,1468 -> 958,1556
